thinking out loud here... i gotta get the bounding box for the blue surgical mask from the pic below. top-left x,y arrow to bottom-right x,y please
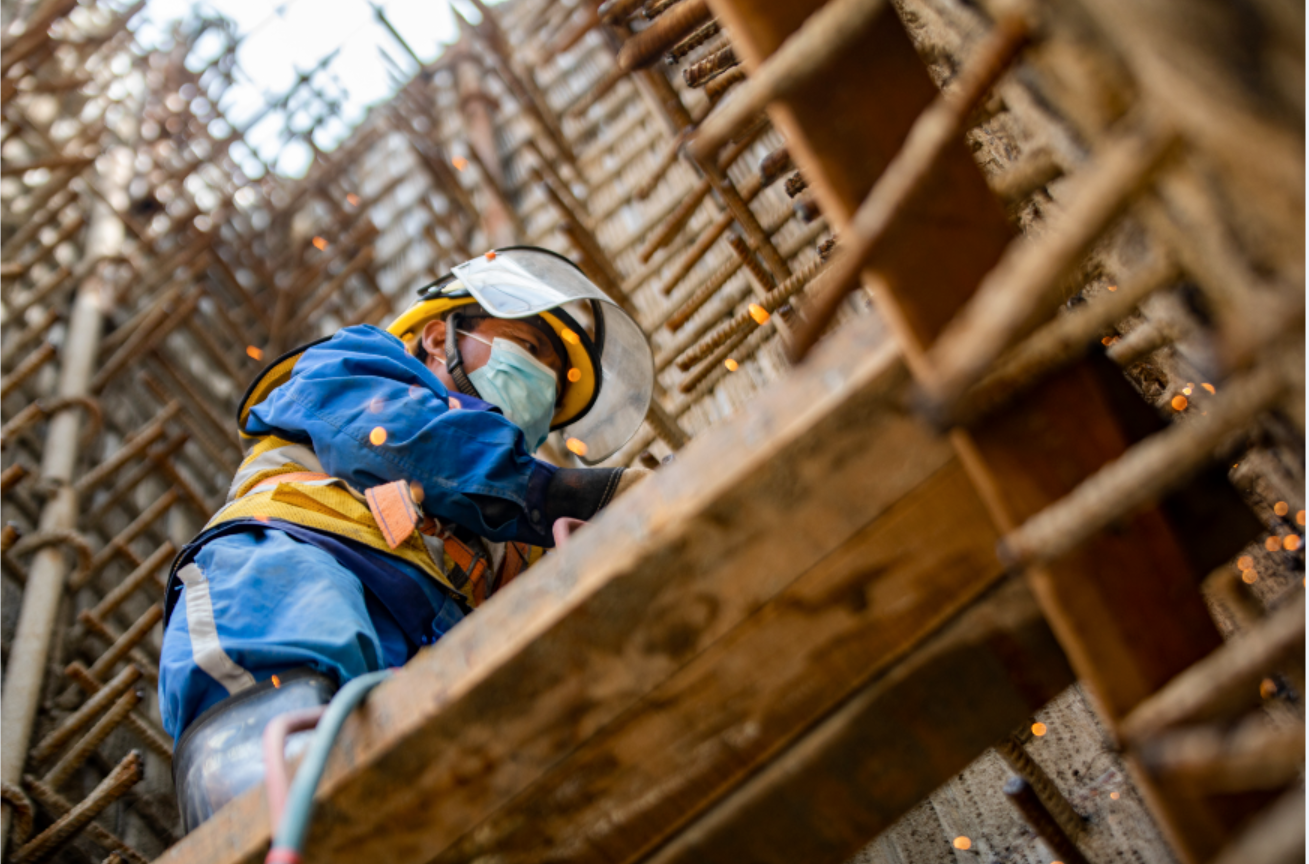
462,331 -> 558,451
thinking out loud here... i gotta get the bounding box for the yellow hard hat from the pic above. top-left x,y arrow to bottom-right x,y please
386,246 -> 653,463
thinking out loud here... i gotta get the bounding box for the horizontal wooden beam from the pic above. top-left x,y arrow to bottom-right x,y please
644,578 -> 1073,864
434,459 -> 1009,863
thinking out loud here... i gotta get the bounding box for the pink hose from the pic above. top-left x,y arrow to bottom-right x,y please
262,705 -> 328,830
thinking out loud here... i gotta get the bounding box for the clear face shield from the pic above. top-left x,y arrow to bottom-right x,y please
451,249 -> 654,464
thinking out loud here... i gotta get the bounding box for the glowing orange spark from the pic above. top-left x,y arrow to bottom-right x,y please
724,358 -> 739,372
1242,569 -> 1258,584
748,303 -> 770,325
567,368 -> 582,383
953,837 -> 971,851
1110,792 -> 1120,800
1106,284 -> 1117,292
452,156 -> 468,171
1237,555 -> 1253,570
566,438 -> 588,457
1260,678 -> 1278,699
1274,501 -> 1289,517
1284,535 -> 1300,552
346,193 -> 360,206
1265,536 -> 1282,552
272,674 -> 281,688
312,236 -> 328,251
1170,395 -> 1188,412
560,328 -> 580,345
1201,382 -> 1215,394
246,345 -> 264,361
1298,510 -> 1306,526
369,427 -> 388,446
1031,722 -> 1047,737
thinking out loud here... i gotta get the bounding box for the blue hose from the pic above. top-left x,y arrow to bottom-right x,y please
265,669 -> 393,864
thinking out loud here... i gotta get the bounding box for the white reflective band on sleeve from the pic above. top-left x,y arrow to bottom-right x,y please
178,563 -> 256,695
226,442 -> 325,502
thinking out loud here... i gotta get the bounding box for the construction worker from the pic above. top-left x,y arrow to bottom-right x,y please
159,247 -> 654,831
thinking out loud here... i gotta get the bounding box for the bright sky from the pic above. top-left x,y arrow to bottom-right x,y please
130,0 -> 495,177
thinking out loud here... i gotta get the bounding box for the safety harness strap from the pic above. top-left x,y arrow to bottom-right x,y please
247,471 -> 509,606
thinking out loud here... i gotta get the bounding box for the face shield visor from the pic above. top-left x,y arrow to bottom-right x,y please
451,248 -> 654,464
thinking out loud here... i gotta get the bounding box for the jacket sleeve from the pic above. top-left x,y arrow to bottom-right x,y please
244,326 -> 622,546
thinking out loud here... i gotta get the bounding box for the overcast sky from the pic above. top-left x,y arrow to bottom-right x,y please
130,0 -> 492,176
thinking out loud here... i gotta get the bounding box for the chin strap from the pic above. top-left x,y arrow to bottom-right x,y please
444,311 -> 482,399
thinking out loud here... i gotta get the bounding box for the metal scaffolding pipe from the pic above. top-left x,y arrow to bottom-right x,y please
1,148 -> 128,855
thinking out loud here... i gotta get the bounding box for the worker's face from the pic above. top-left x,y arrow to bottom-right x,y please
419,316 -> 564,393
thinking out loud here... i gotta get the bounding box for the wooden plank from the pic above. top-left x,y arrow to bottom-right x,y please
643,578 -> 1074,864
158,312 -> 971,864
433,459 -> 1006,863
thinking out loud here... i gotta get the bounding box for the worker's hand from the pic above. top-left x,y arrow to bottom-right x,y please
613,466 -> 654,498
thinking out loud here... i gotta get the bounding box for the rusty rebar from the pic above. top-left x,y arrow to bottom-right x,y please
727,234 -> 777,294
919,117 -> 1179,406
42,689 -> 141,790
659,204 -> 819,340
63,664 -> 172,761
638,179 -> 712,263
87,542 -> 173,624
1120,593 -> 1306,745
0,342 -> 57,398
684,45 -> 738,88
689,0 -> 889,161
15,753 -> 144,864
1003,776 -> 1091,864
665,19 -> 720,64
85,605 -> 163,683
23,776 -> 149,864
998,362 -> 1287,570
788,12 -> 1032,361
0,782 -> 34,848
30,665 -> 142,767
81,490 -> 179,588
666,255 -> 749,333
1,463 -> 29,493
704,67 -> 746,103
7,531 -> 94,590
995,734 -> 1086,843
679,327 -> 751,393
617,0 -> 710,71
944,255 -> 1179,427
72,401 -> 179,496
677,254 -> 826,371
